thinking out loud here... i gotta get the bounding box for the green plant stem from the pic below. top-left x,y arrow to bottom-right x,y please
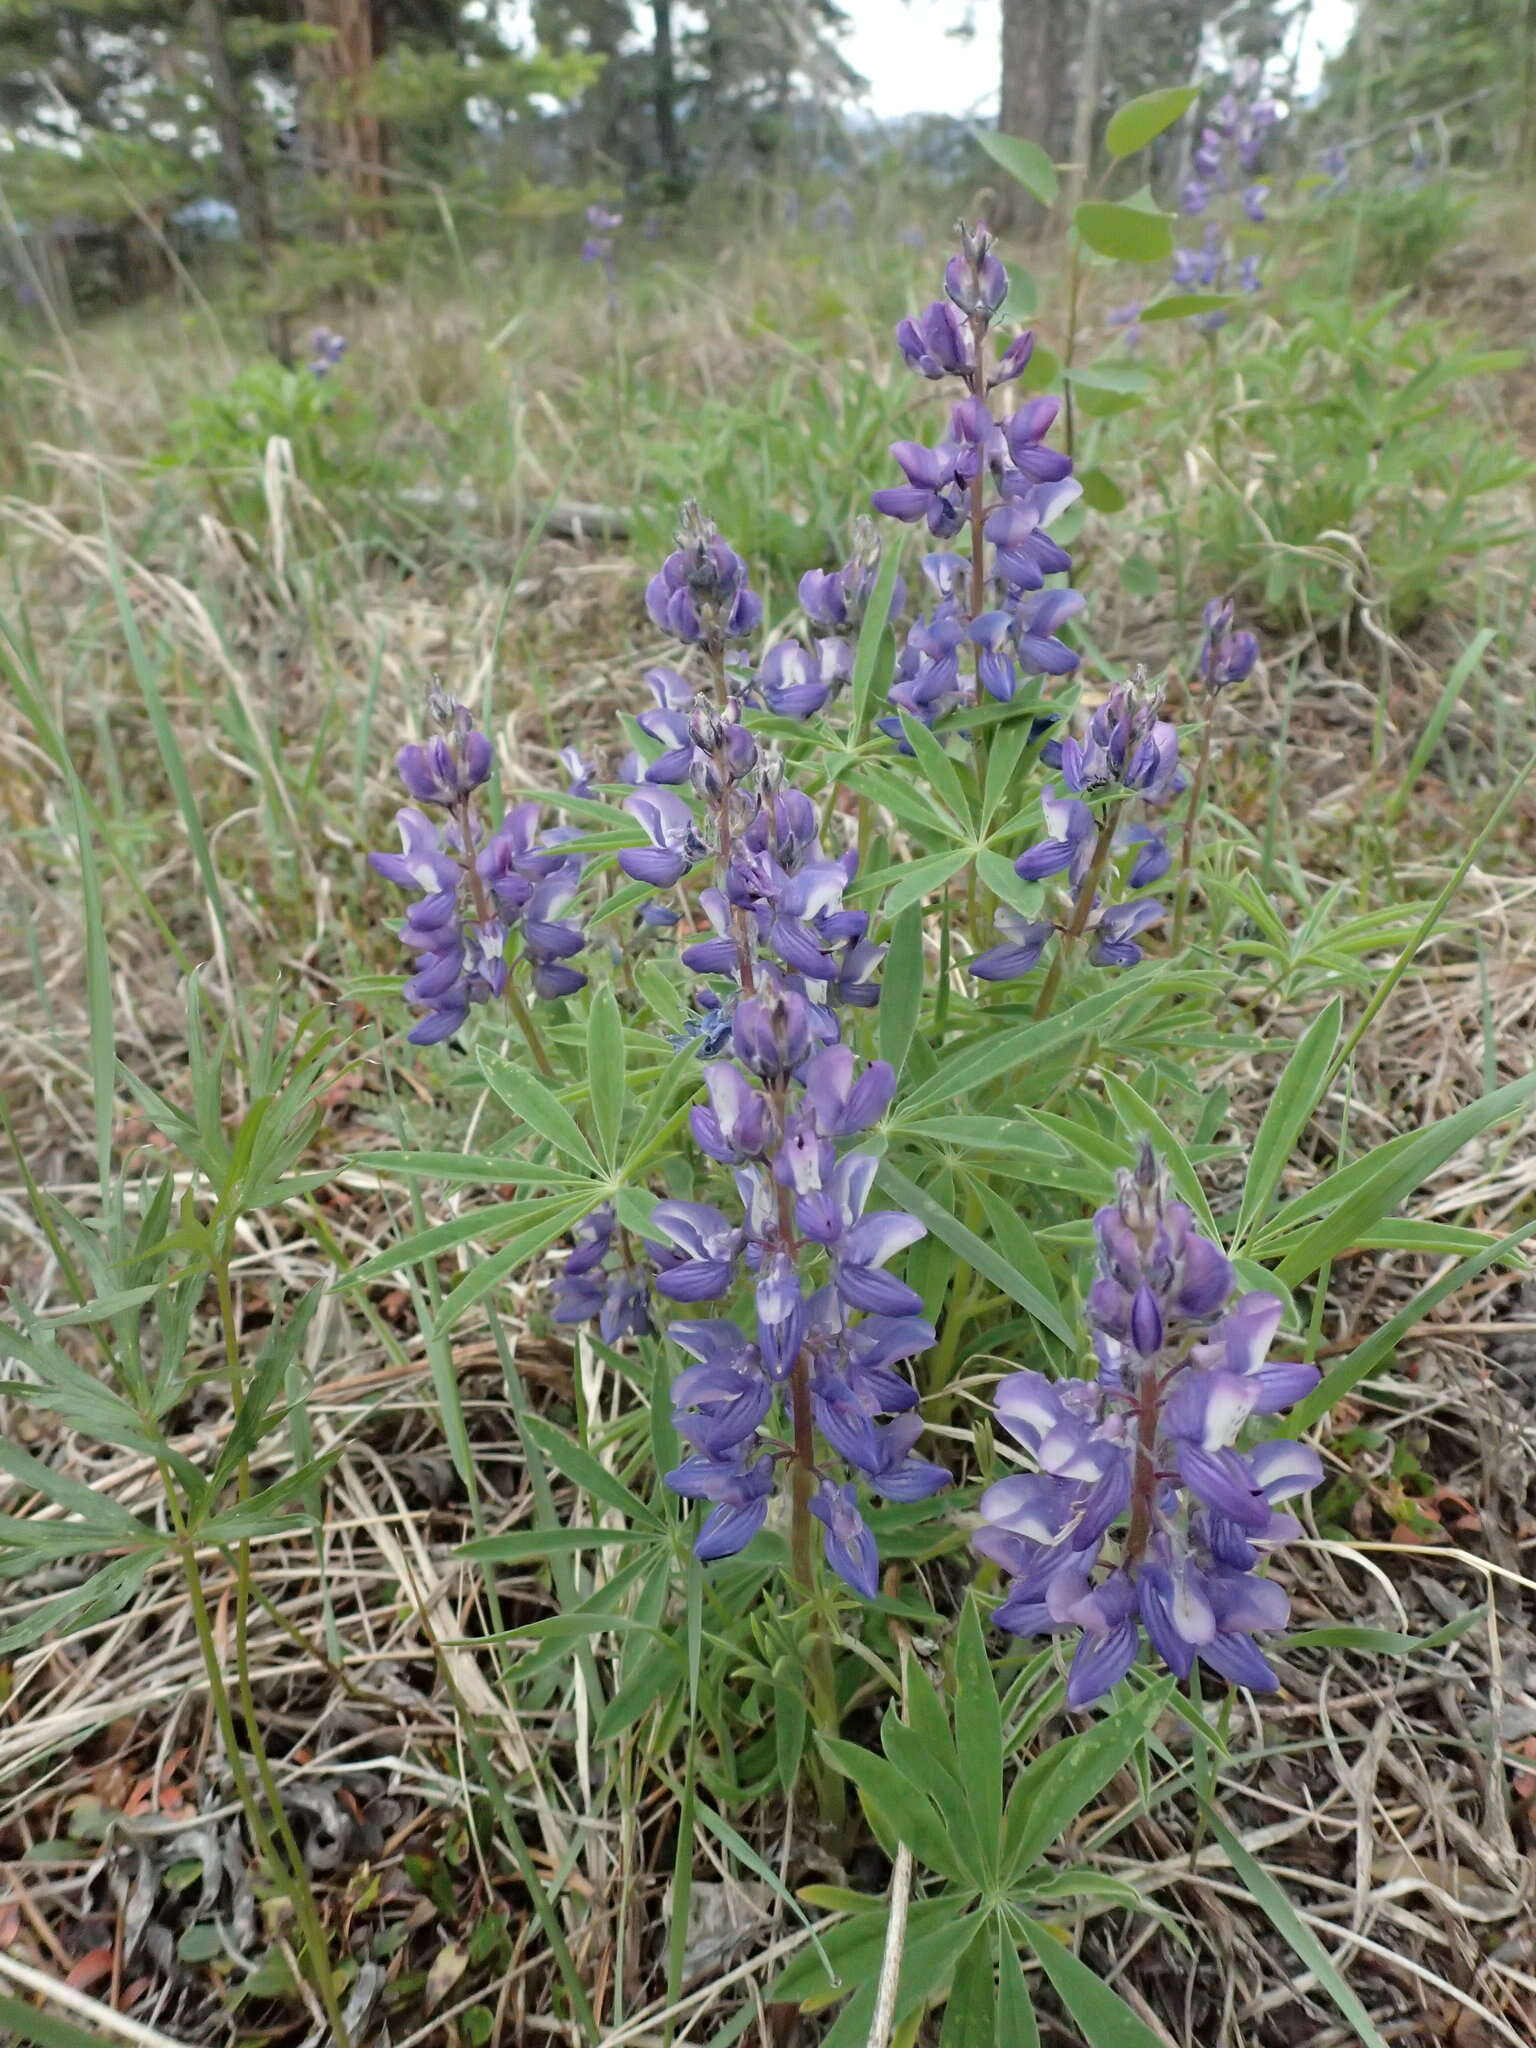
506,969 -> 558,1079
1032,812 -> 1117,1020
1172,690 -> 1219,952
211,1259 -> 353,2047
773,1172 -> 844,1829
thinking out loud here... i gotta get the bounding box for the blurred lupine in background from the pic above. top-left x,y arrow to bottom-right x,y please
580,201 -> 623,309
306,325 -> 347,377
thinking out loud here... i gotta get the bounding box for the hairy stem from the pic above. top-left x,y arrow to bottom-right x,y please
1032,810 -> 1118,1020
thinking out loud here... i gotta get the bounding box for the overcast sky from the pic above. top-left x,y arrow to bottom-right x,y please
840,1 -> 1359,120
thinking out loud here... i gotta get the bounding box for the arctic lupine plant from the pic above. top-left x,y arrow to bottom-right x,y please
974,1144 -> 1322,1707
873,219 -> 1085,735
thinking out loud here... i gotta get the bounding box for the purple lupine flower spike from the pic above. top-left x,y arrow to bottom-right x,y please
975,1145 -> 1322,1707
369,689 -> 588,1040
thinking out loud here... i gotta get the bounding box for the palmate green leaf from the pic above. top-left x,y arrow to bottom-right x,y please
1016,1915 -> 1169,2047
1105,84 -> 1200,156
878,904 -> 926,1077
348,1150 -> 585,1187
880,1712 -> 987,1885
997,1931 -> 1041,2048
431,1195 -> 595,1331
900,1114 -> 1068,1166
1285,1608 -> 1483,1656
1232,997 -> 1344,1248
818,1734 -> 971,1883
1003,1679 -> 1175,1877
975,848 -> 1047,919
903,980 -> 1149,1114
898,712 -> 977,829
210,1289 -> 320,1494
973,128 -> 1058,208
846,760 -> 967,846
816,1916 -> 987,2047
477,1048 -> 598,1169
518,1412 -> 659,1527
0,1548 -> 160,1655
1204,1811 -> 1391,2048
1074,201 -> 1175,263
0,1441 -> 150,1543
879,1163 -> 1073,1345
594,1635 -> 684,1743
862,849 -> 971,919
344,1192 -> 580,1285
953,1595 -> 1004,1870
586,984 -> 626,1171
938,1922 -> 995,2048
1262,1068 -> 1536,1286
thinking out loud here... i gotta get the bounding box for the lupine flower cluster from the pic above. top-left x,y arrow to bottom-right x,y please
974,1144 -> 1321,1706
368,688 -> 588,1043
968,678 -> 1183,982
308,326 -> 347,378
873,220 -> 1084,734
541,503 -> 948,1594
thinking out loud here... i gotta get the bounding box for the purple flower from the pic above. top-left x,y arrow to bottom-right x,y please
871,437 -> 967,537
645,505 -> 762,646
810,1480 -> 880,1599
975,1147 -> 1322,1706
647,1200 -> 744,1302
619,786 -> 703,888
895,299 -> 973,380
1198,597 -> 1260,691
308,326 -> 347,377
666,1447 -> 776,1561
966,907 -> 1055,982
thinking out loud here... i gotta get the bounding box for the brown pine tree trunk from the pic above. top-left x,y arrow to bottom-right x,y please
999,0 -> 1070,232
191,0 -> 288,357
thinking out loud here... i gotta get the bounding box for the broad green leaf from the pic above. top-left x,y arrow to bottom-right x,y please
593,1637 -> 683,1743
1079,465 -> 1126,513
879,904 -> 926,1077
430,1197 -> 594,1330
1105,85 -> 1200,157
461,1526 -> 656,1564
517,1413 -> 659,1527
819,1735 -> 969,1882
1074,201 -> 1174,263
879,1164 -> 1073,1346
997,1932 -> 1040,2048
873,849 -> 971,920
1140,292 -> 1238,322
477,1049 -> 598,1170
973,129 -> 1058,208
586,984 -> 625,1170
1004,1680 -> 1174,1876
938,1922 -> 995,2048
817,1917 -> 988,2046
1233,997 -> 1343,1246
954,1596 -> 1004,1866
903,981 -> 1146,1113
1203,1812 -> 1392,2048
1017,1916 -> 1169,2046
